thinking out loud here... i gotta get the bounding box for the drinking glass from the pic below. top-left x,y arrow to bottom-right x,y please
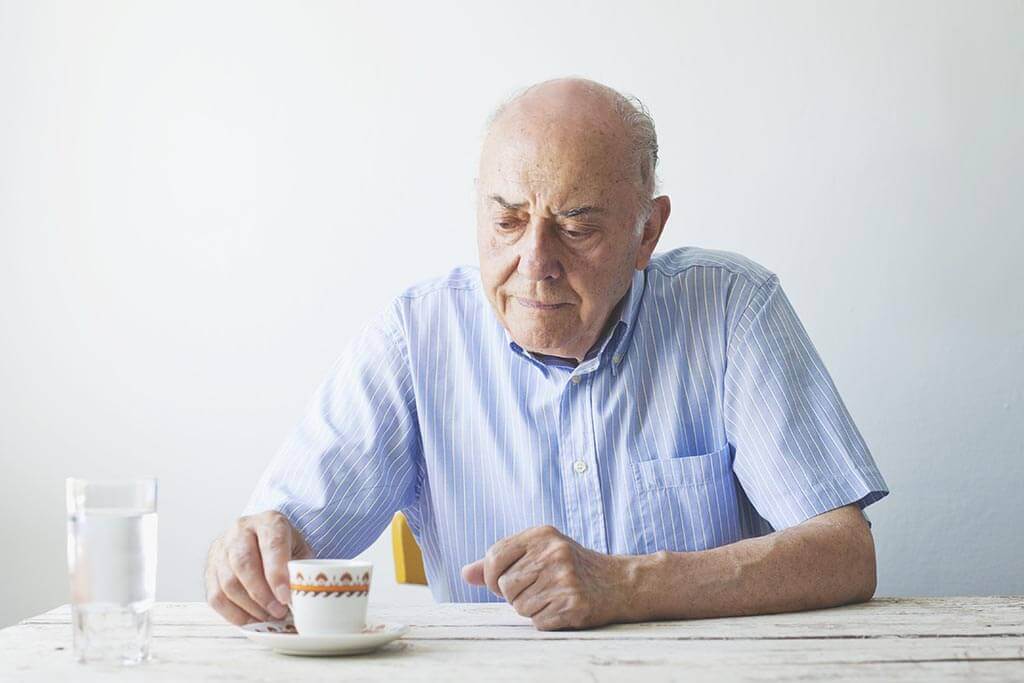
65,478 -> 158,665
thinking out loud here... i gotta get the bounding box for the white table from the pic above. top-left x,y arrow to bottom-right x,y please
2,598 -> 1022,681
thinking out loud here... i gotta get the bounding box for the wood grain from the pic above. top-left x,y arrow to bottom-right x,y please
3,599 -> 1022,682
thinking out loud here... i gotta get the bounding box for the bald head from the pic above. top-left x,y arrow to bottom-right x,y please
482,77 -> 659,207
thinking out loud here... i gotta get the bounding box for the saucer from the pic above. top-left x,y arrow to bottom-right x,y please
239,620 -> 409,656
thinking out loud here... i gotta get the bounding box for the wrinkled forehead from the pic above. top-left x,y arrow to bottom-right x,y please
478,114 -> 637,204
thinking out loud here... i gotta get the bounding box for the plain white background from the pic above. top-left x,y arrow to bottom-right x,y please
1,1 -> 1021,628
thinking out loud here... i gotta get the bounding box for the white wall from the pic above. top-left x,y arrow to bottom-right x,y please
1,0 -> 1021,628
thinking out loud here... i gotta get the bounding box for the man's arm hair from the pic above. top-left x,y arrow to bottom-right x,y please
623,503 -> 876,621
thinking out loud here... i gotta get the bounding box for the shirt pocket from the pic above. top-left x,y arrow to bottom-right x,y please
630,443 -> 742,553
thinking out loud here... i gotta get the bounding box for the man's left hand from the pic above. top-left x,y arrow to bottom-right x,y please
461,525 -> 637,630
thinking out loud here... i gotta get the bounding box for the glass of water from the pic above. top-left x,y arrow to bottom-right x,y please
65,478 -> 158,665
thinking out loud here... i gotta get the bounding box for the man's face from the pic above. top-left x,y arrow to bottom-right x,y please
476,105 -> 664,361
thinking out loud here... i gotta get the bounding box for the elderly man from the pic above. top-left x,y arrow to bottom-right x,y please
205,77 -> 889,630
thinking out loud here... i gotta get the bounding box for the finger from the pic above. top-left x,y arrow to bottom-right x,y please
498,569 -> 540,604
530,600 -> 568,631
483,536 -> 530,598
517,592 -> 553,620
461,559 -> 485,586
206,563 -> 260,626
227,530 -> 287,619
254,515 -> 298,605
508,571 -> 550,618
216,563 -> 273,623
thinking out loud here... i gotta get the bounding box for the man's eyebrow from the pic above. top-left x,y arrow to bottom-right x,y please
488,195 -> 527,211
557,205 -> 605,218
488,195 -> 605,218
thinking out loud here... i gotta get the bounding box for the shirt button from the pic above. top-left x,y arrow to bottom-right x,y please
572,460 -> 588,474
570,375 -> 582,384
612,354 -> 623,365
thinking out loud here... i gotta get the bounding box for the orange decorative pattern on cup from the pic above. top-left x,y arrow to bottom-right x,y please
290,570 -> 371,597
290,584 -> 370,597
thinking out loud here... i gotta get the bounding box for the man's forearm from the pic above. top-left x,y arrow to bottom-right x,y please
622,504 -> 877,622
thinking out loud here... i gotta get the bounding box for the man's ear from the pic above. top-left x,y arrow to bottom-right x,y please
635,195 -> 671,270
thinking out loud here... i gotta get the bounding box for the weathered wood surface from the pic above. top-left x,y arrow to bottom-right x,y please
2,598 -> 1022,682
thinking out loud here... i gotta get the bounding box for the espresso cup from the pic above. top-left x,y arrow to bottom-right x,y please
287,559 -> 373,635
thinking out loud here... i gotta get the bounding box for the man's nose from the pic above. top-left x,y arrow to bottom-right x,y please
517,219 -> 563,282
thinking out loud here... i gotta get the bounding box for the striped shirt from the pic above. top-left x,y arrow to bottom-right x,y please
244,246 -> 889,602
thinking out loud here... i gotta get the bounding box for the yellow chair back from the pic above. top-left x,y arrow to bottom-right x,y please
391,511 -> 427,585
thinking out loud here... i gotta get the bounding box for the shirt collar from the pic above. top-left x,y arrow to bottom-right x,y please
502,267 -> 646,375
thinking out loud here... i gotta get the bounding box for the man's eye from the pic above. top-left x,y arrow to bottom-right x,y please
561,228 -> 592,239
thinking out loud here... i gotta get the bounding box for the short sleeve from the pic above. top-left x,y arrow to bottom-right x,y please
723,276 -> 889,531
242,300 -> 422,558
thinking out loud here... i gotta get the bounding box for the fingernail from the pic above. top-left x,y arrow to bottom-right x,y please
267,601 -> 287,619
275,585 -> 291,605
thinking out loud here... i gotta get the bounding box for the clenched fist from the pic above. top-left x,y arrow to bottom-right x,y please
461,525 -> 641,630
204,510 -> 313,625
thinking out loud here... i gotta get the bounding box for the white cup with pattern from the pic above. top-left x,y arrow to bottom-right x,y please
287,559 -> 373,635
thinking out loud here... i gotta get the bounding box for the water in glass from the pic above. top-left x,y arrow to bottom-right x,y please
66,479 -> 157,665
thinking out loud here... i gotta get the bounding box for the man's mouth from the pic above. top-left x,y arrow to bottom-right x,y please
513,297 -> 569,311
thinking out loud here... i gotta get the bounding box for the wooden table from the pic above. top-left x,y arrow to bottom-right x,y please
2,598 -> 1022,681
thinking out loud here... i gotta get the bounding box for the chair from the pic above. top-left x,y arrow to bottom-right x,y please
391,511 -> 427,585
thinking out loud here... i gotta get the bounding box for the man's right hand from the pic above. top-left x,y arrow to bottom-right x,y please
204,511 -> 313,625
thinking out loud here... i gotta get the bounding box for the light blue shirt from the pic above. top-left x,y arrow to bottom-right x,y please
244,246 -> 889,602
